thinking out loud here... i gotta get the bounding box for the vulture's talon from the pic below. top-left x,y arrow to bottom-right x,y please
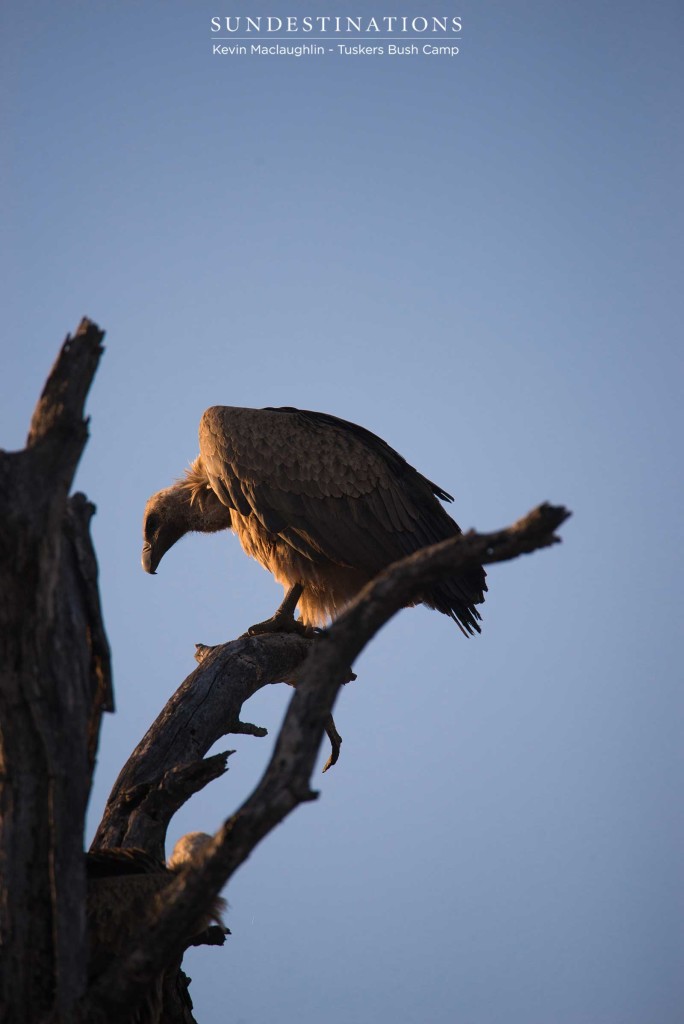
247,615 -> 310,637
322,714 -> 342,772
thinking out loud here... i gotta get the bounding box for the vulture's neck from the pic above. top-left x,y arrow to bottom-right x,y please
177,457 -> 232,533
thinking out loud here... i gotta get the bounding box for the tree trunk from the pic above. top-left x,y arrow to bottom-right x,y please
0,320 -> 569,1023
0,321 -> 112,1020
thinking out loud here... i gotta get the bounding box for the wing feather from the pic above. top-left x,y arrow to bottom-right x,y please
199,406 -> 486,630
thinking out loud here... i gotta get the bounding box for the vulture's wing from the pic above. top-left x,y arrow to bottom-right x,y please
86,848 -> 166,879
199,406 -> 486,633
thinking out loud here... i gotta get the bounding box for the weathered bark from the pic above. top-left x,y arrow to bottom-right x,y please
92,632 -> 313,859
0,321 -> 571,1024
0,320 -> 112,1020
80,503 -> 570,1023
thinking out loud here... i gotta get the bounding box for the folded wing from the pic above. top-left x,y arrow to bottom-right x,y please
199,405 -> 486,633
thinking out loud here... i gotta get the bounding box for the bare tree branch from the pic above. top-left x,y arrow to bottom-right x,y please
92,632 -> 314,857
26,318 -> 105,456
81,502 -> 570,1022
63,492 -> 115,777
109,752 -> 235,855
0,320 -> 571,1024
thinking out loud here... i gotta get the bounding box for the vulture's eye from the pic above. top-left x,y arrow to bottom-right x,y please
146,513 -> 160,534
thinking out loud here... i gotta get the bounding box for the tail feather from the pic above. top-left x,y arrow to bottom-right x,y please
424,564 -> 488,636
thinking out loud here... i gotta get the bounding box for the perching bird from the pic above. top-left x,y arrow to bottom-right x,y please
142,406 -> 486,634
86,835 -> 227,1024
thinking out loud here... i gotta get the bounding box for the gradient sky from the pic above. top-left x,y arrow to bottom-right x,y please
3,2 -> 682,1022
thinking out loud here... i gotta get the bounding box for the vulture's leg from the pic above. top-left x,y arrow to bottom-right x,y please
249,591 -> 344,770
248,583 -> 308,636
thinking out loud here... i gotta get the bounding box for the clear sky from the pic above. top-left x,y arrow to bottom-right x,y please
3,2 -> 682,1022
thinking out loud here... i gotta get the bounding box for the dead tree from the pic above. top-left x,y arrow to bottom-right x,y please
0,321 -> 570,1023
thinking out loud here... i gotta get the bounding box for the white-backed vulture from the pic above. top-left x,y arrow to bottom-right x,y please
142,406 -> 486,634
86,834 -> 226,1024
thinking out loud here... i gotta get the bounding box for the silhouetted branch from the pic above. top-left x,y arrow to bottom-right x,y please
92,632 -> 314,857
0,320 -> 110,1021
1,319 -> 571,1024
106,752 -> 235,855
81,502 -> 570,1022
27,318 -> 105,456
63,492 -> 115,775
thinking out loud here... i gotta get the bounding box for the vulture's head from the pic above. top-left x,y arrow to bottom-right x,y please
142,460 -> 233,574
167,831 -> 228,933
167,830 -> 214,868
141,486 -> 190,575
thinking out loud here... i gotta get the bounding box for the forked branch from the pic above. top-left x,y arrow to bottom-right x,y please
82,502 -> 570,1022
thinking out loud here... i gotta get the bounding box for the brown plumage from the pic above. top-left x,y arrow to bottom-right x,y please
142,406 -> 486,633
86,835 -> 226,1024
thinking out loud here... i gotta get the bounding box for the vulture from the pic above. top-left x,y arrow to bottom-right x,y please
86,834 -> 227,1024
142,406 -> 486,634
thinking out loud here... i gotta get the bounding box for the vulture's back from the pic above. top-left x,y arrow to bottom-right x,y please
199,406 -> 486,633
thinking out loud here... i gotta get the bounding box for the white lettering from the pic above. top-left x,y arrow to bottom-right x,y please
337,44 -> 384,55
388,44 -> 418,55
423,44 -> 460,55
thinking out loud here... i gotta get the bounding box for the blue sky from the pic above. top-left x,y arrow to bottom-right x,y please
3,2 -> 682,1022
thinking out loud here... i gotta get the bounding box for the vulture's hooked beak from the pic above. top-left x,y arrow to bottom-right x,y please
141,543 -> 157,574
141,519 -> 186,575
